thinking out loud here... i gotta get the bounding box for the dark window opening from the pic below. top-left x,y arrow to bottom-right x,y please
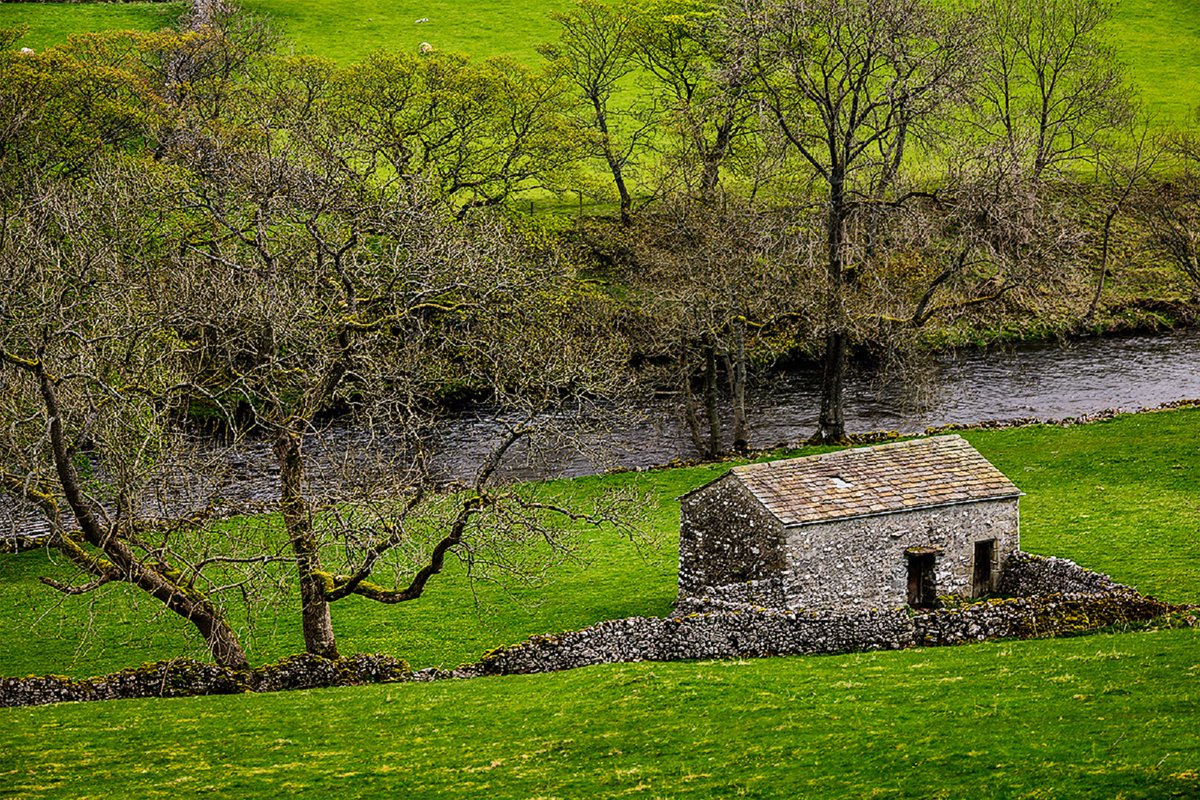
907,553 -> 937,608
973,539 -> 996,596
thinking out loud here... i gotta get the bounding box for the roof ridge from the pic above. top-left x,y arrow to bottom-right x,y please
732,433 -> 966,472
723,435 -> 1020,527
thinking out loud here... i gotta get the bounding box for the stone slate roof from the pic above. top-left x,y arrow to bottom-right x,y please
723,435 -> 1021,527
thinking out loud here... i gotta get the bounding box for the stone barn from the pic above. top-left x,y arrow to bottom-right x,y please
677,435 -> 1023,611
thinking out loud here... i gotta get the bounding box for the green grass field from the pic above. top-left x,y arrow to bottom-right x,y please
0,2 -> 184,51
3,0 -> 1199,122
242,0 -> 570,64
1,629 -> 1197,797
1110,0 -> 1200,125
1,410 -> 1198,796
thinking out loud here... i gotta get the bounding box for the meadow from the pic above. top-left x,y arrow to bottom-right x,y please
0,631 -> 1197,797
2,0 -> 1199,124
0,1 -> 184,51
1,409 -> 1198,796
2,4 -> 1198,796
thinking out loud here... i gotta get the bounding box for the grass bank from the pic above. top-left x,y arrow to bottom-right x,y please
0,628 -> 1197,797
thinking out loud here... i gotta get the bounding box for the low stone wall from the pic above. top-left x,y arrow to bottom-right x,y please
922,398 -> 1200,436
913,591 -> 1175,646
0,653 -> 410,709
471,551 -> 1182,678
474,608 -> 913,677
999,551 -> 1125,596
474,593 -> 1177,679
1,551 -> 1186,707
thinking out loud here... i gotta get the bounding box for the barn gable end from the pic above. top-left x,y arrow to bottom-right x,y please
679,473 -> 786,602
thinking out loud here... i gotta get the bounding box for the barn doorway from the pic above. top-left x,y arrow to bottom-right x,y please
906,551 -> 937,608
973,539 -> 996,596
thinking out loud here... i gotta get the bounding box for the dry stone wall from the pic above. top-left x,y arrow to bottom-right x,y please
0,552 -> 1185,707
474,608 -> 913,677
472,552 -> 1182,678
0,653 -> 411,708
999,550 -> 1125,595
912,591 -> 1175,646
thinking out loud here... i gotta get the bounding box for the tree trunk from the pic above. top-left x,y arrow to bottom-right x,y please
592,97 -> 633,226
815,328 -> 849,444
274,426 -> 339,659
611,155 -> 633,227
1085,204 -> 1120,324
37,367 -> 250,668
702,337 -> 721,457
727,321 -> 749,452
700,110 -> 737,199
815,177 -> 849,443
679,344 -> 709,458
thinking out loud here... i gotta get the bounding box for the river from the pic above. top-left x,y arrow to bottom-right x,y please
434,328 -> 1200,480
4,329 -> 1199,536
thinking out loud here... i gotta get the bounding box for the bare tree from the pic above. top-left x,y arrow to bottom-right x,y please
974,0 -> 1134,181
627,196 -> 814,456
1081,120 -> 1161,323
1139,132 -> 1200,296
155,1 -> 278,122
541,0 -> 659,225
0,34 -> 271,668
628,0 -> 760,199
3,31 -> 639,669
735,0 -> 976,442
0,162 -> 255,669
869,162 -> 1083,337
163,64 -> 637,658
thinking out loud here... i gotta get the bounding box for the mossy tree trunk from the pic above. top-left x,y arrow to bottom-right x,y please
12,359 -> 251,669
274,426 -> 340,660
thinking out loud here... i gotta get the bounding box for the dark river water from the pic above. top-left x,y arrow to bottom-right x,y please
5,330 -> 1200,535
431,328 -> 1200,481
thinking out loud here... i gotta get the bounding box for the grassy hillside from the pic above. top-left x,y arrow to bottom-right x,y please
1,628 -> 1198,798
241,0 -> 570,64
0,2 -> 184,51
2,0 -> 1199,122
1110,0 -> 1200,125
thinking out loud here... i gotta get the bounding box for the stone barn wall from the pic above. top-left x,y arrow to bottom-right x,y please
780,498 -> 1020,610
678,475 -> 784,600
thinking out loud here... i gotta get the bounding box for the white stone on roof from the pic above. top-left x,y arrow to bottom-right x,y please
720,435 -> 1022,527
